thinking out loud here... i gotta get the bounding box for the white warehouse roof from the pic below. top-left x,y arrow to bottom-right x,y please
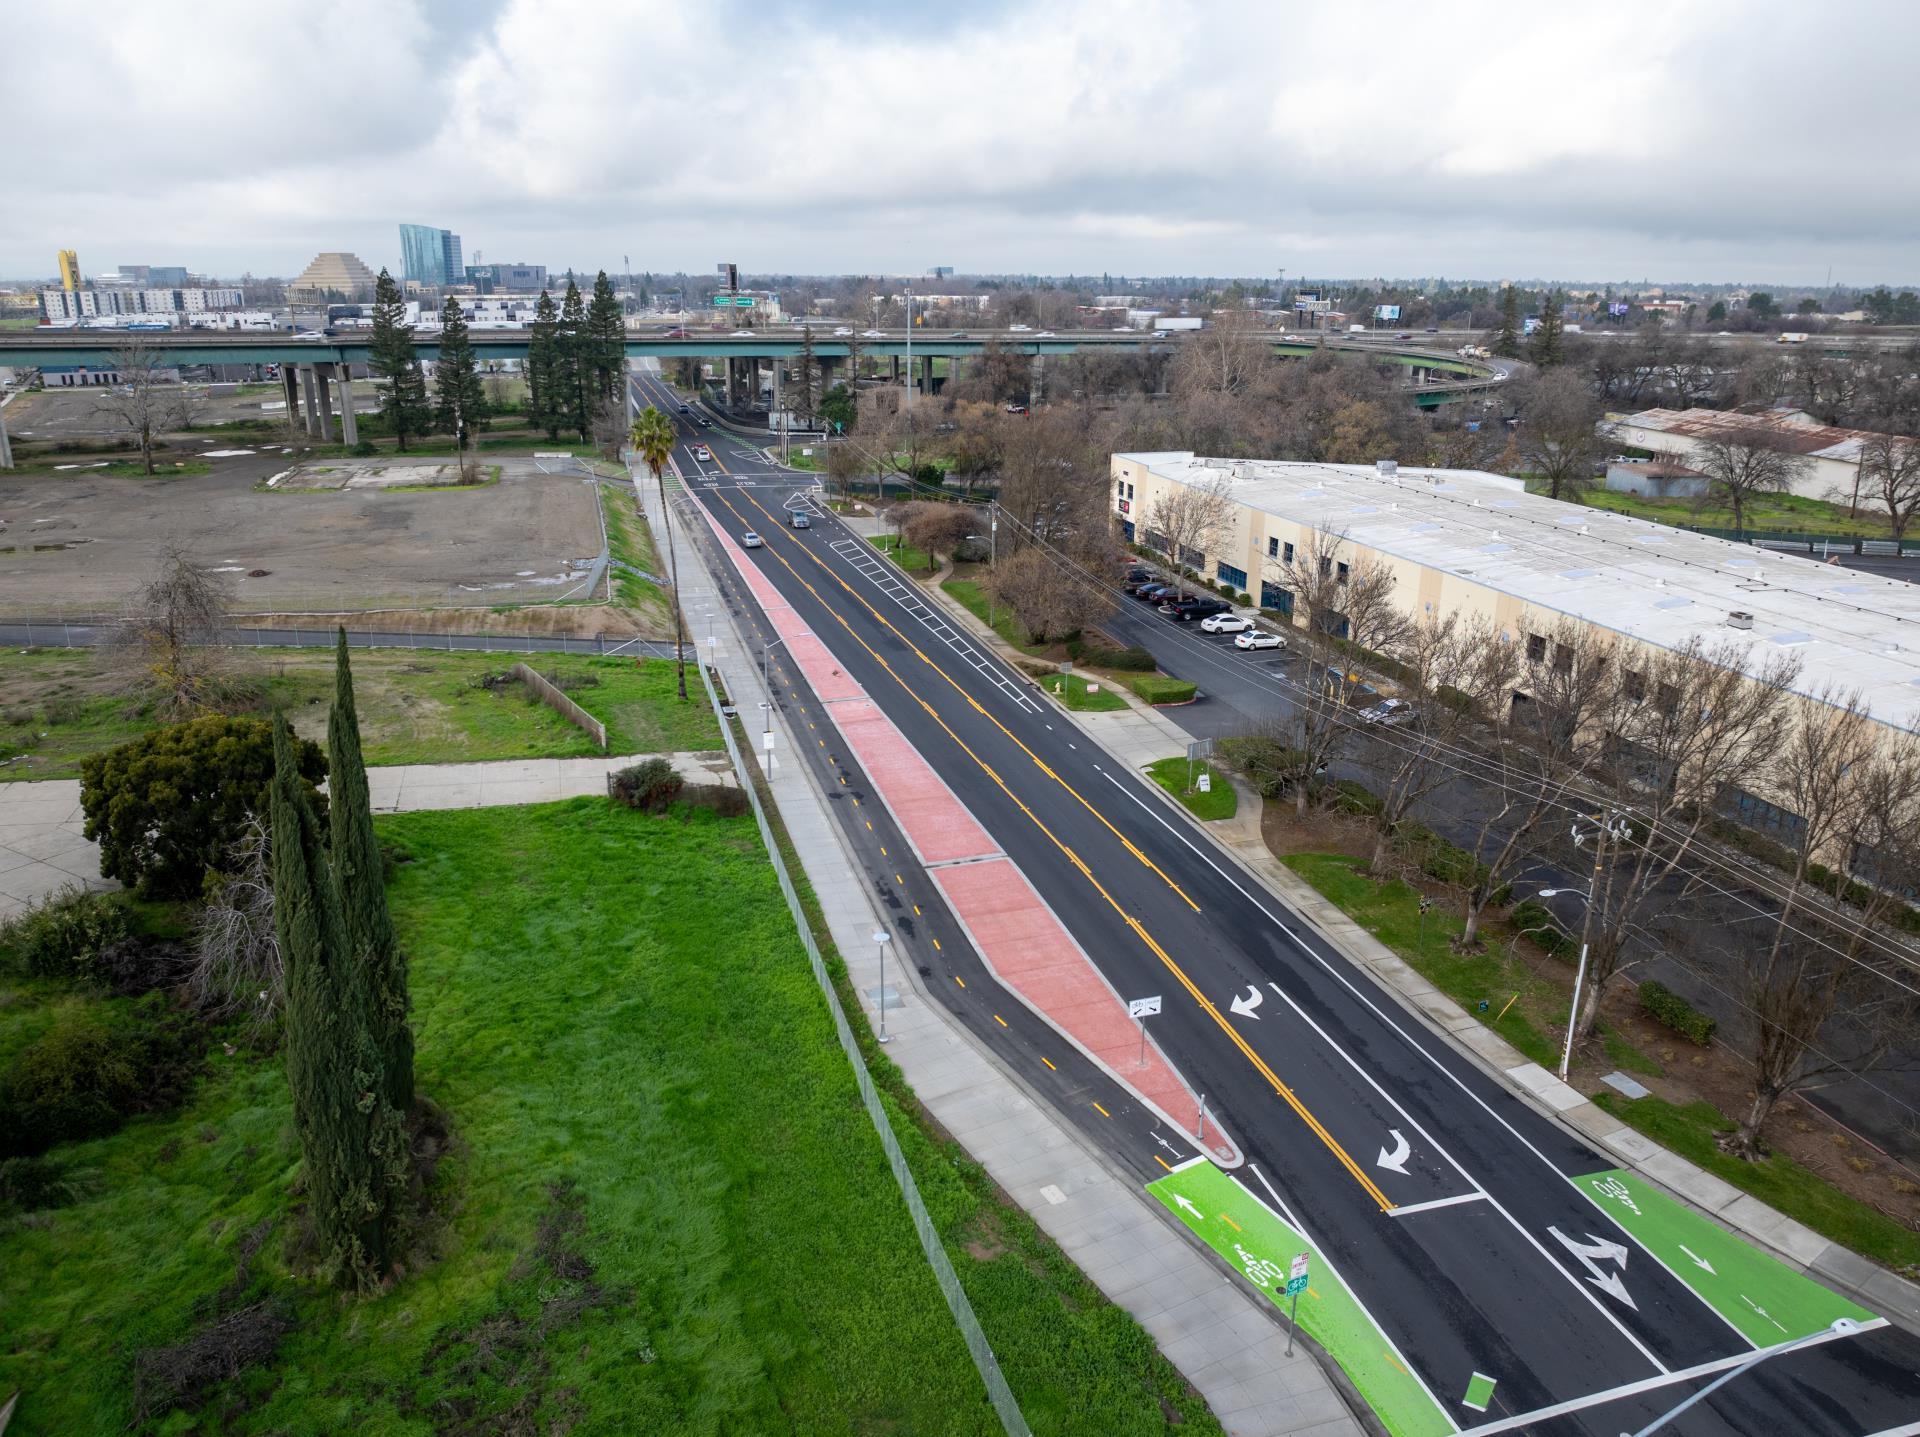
1117,452 -> 1920,735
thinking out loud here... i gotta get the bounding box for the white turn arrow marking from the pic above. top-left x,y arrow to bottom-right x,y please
1376,1129 -> 1412,1175
1173,1194 -> 1204,1220
1229,986 -> 1263,1020
1549,1227 -> 1639,1310
1679,1243 -> 1716,1275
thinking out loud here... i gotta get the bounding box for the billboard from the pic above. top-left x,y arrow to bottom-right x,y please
1295,295 -> 1331,314
1373,305 -> 1401,322
1608,301 -> 1630,317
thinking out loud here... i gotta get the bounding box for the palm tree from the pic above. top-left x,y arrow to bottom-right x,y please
629,406 -> 688,699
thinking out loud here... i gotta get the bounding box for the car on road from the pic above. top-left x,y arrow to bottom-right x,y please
1199,612 -> 1252,633
1162,596 -> 1231,622
696,417 -> 711,428
861,328 -> 885,337
1034,330 -> 1056,337
693,444 -> 712,461
1004,402 -> 1029,414
741,531 -> 763,548
832,327 -> 853,336
1008,323 -> 1032,332
677,403 -> 691,413
730,329 -> 754,337
1233,629 -> 1286,651
949,330 -> 968,338
1396,331 -> 1413,339
664,328 -> 689,339
1360,698 -> 1418,726
789,510 -> 811,529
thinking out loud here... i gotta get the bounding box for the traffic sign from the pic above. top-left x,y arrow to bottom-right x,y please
1285,1274 -> 1309,1296
1127,995 -> 1162,1019
1290,1251 -> 1309,1279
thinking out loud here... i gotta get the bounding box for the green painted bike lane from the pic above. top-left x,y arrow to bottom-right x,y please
1570,1168 -> 1875,1347
1148,1159 -> 1456,1437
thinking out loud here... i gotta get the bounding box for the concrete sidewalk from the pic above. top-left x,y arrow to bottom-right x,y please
916,558 -> 1920,1339
0,751 -> 730,920
643,468 -> 1363,1436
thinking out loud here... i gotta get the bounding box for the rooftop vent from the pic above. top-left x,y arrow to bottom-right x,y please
1727,611 -> 1755,630
1376,459 -> 1398,477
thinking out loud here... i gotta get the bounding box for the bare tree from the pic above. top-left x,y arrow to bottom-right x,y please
1693,428 -> 1812,530
1564,638 -> 1800,1042
1858,433 -> 1920,536
898,501 -> 982,574
191,813 -> 281,1031
1142,469 -> 1235,597
1265,528 -> 1407,816
590,395 -> 628,461
1169,310 -> 1273,398
985,546 -> 1112,642
1362,612 -> 1518,873
1513,369 -> 1603,502
110,545 -> 234,718
99,338 -> 196,475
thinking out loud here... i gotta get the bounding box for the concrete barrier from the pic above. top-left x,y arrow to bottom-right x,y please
512,662 -> 607,750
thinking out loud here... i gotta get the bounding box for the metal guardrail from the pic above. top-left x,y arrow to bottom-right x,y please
695,657 -> 1031,1437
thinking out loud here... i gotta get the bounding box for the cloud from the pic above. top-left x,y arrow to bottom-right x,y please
4,0 -> 1917,283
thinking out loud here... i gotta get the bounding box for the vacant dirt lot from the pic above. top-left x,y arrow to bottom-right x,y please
0,459 -> 607,617
3,380 -> 327,444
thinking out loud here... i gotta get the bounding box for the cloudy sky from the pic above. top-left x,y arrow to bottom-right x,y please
6,0 -> 1916,287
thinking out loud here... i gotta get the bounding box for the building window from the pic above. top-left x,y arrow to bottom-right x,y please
1526,633 -> 1547,663
1655,681 -> 1679,715
1551,642 -> 1574,674
1120,519 -> 1135,542
1318,555 -> 1332,578
1217,562 -> 1248,589
1623,668 -> 1646,702
1283,541 -> 1295,563
1267,536 -> 1279,558
1261,582 -> 1294,617
1336,561 -> 1351,584
1143,529 -> 1169,554
1178,544 -> 1206,569
1116,479 -> 1126,497
1126,483 -> 1134,499
1728,788 -> 1807,842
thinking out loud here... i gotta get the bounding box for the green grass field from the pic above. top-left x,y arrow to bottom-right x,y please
1040,671 -> 1126,711
1282,854 -> 1559,1065
9,459 -> 213,479
1560,484 -> 1896,538
0,650 -> 716,781
599,482 -> 665,612
0,799 -> 1220,1434
940,578 -> 1046,654
1145,757 -> 1237,819
866,531 -> 937,573
1593,1094 -> 1920,1271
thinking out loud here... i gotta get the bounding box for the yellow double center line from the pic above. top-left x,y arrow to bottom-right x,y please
702,486 -> 1392,1211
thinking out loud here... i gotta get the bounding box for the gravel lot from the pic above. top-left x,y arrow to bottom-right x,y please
0,457 -> 608,617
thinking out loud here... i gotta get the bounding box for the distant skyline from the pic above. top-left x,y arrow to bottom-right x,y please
5,0 -> 1918,288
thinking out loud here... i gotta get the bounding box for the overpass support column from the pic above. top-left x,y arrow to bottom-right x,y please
281,365 -> 301,434
922,355 -> 935,395
0,394 -> 12,469
299,365 -> 321,438
1028,354 -> 1044,407
724,358 -> 738,410
890,354 -> 901,385
335,363 -> 358,446
771,358 -> 782,422
314,364 -> 336,442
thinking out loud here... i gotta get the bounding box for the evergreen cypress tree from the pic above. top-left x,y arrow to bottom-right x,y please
272,714 -> 406,1287
527,289 -> 560,439
370,268 -> 432,450
1531,288 -> 1565,366
434,296 -> 490,470
586,270 -> 625,405
794,326 -> 818,423
328,630 -> 412,1113
1494,285 -> 1522,358
558,279 -> 590,441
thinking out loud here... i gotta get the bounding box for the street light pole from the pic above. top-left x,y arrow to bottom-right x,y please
904,286 -> 913,415
1620,1320 -> 1858,1437
873,929 -> 893,1043
762,636 -> 791,733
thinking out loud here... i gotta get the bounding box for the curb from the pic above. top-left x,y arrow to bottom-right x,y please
919,556 -> 1920,1339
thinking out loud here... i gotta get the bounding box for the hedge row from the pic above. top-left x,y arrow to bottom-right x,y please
1638,979 -> 1717,1045
1127,674 -> 1197,705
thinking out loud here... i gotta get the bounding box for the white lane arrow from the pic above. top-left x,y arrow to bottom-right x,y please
1229,986 -> 1263,1020
1549,1227 -> 1638,1310
1173,1194 -> 1204,1220
1679,1243 -> 1717,1275
1376,1129 -> 1412,1175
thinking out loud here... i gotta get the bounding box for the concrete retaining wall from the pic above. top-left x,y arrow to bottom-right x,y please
512,662 -> 607,750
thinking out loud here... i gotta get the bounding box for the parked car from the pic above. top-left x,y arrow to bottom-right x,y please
1360,698 -> 1418,726
1133,582 -> 1176,602
1233,630 -> 1286,651
789,510 -> 811,529
1163,597 -> 1231,622
741,532 -> 764,548
1123,575 -> 1161,596
1199,613 -> 1252,634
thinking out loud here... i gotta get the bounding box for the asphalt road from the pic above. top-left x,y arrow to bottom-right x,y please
631,371 -> 1920,1436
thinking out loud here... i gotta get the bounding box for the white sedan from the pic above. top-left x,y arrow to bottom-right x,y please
1233,630 -> 1286,651
832,327 -> 853,336
741,531 -> 764,548
861,328 -> 885,337
1199,613 -> 1252,634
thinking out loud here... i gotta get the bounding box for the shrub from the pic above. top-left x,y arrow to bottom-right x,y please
610,758 -> 684,812
80,716 -> 327,899
1065,639 -> 1156,671
1395,821 -> 1490,889
351,438 -> 377,456
92,936 -> 194,996
0,886 -> 131,979
1509,901 -> 1576,959
1638,979 -> 1717,1045
0,1154 -> 93,1217
1217,736 -> 1309,799
1329,779 -> 1383,817
0,995 -> 202,1158
1126,674 -> 1197,705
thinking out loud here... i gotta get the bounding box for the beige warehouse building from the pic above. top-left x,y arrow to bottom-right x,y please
1111,451 -> 1920,839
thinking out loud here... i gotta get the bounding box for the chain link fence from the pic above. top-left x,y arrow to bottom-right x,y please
0,619 -> 680,660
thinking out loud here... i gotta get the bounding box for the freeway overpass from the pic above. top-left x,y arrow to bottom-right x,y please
0,327 -> 1503,407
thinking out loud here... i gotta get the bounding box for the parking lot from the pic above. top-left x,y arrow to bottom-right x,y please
0,457 -> 608,618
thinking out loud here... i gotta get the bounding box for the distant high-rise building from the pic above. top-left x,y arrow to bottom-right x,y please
57,249 -> 80,291
398,224 -> 463,288
465,262 -> 548,294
